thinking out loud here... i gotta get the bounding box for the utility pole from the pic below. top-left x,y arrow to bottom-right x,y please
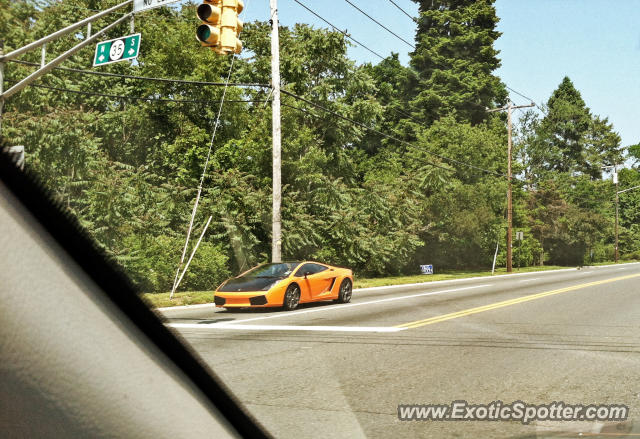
614,165 -> 619,263
270,0 -> 282,263
487,101 -> 534,272
507,103 -> 513,272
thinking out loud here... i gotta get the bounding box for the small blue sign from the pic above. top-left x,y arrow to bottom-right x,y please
420,264 -> 433,275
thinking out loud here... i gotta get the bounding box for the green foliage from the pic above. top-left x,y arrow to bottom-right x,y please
409,0 -> 507,125
530,77 -> 623,179
3,0 -> 631,294
629,144 -> 640,167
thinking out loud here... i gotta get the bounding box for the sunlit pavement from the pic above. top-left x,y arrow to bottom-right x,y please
160,263 -> 640,438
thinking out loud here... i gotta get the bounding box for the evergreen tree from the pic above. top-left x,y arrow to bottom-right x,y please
409,0 -> 507,125
532,77 -> 622,178
535,76 -> 591,174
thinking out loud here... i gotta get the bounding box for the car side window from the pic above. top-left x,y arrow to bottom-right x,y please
309,263 -> 328,274
294,264 -> 313,277
295,263 -> 328,277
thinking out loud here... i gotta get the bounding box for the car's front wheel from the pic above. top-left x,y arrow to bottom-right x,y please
282,283 -> 301,311
335,278 -> 352,304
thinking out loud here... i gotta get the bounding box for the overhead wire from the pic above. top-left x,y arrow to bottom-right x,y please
385,0 -> 417,22
280,100 -> 455,173
9,65 -> 507,179
9,60 -> 269,88
291,0 -> 387,60
279,90 -> 511,179
25,82 -> 268,105
505,85 -> 545,113
342,0 -> 415,48
19,71 -> 503,178
6,4 -> 518,181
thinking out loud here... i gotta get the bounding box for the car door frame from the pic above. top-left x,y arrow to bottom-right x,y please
295,263 -> 335,301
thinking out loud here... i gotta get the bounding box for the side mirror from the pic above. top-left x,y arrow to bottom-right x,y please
303,270 -> 312,278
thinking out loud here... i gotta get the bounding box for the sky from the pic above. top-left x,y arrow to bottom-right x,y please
236,0 -> 640,150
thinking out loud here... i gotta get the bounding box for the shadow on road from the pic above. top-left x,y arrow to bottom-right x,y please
218,301 -> 337,314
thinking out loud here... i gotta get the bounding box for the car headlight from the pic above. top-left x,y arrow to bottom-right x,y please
261,280 -> 280,291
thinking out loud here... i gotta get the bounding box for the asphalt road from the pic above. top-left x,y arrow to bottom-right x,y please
159,263 -> 640,439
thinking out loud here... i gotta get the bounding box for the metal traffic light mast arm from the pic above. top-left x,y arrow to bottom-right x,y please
0,0 -> 133,101
618,184 -> 640,195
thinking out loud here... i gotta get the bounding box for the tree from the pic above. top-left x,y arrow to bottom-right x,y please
618,168 -> 640,258
527,182 -> 568,265
409,0 -> 507,125
360,54 -> 418,152
533,76 -> 622,178
628,143 -> 640,168
533,77 -> 591,175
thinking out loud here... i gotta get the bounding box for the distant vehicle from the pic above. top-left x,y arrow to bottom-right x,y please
214,261 -> 353,311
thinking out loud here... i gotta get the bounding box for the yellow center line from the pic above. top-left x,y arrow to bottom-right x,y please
396,273 -> 640,330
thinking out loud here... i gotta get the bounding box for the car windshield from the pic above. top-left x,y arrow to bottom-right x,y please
240,263 -> 299,278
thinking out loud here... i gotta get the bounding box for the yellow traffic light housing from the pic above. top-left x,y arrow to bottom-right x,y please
196,0 -> 243,55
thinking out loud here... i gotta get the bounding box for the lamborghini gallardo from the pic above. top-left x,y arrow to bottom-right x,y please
214,261 -> 353,311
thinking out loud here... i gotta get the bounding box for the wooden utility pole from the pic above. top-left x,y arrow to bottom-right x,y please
487,101 -> 534,272
270,0 -> 282,263
507,103 -> 513,272
614,166 -> 619,263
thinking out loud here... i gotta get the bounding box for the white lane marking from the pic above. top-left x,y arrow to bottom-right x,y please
616,267 -> 626,270
167,323 -> 406,333
220,284 -> 493,325
157,302 -> 217,311
352,271 -> 577,292
518,278 -> 541,283
594,262 -> 640,269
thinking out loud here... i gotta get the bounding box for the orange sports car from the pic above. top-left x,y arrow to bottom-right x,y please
214,261 -> 353,310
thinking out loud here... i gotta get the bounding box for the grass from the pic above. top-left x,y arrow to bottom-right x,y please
141,290 -> 213,308
141,262 -> 640,308
588,259 -> 639,266
352,265 -> 571,289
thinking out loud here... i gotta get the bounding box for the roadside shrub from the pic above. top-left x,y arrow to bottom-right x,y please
622,250 -> 640,261
119,234 -> 229,292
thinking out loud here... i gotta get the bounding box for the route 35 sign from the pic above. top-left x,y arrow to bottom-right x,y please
93,33 -> 141,66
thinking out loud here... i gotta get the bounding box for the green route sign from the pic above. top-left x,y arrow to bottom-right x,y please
93,33 -> 141,67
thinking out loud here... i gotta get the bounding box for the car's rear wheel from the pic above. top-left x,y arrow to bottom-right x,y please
335,278 -> 352,303
282,283 -> 301,311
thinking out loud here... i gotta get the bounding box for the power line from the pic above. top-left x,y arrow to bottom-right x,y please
389,105 -> 420,123
505,85 -> 545,113
18,82 -> 505,178
292,0 -> 387,60
12,59 -> 425,124
10,57 -> 506,179
385,0 -> 417,22
280,101 -> 454,173
280,90 -> 509,179
27,82 -> 267,105
343,0 -> 415,48
9,60 -> 270,89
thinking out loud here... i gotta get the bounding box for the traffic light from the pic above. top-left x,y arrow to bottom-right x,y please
196,0 -> 243,55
